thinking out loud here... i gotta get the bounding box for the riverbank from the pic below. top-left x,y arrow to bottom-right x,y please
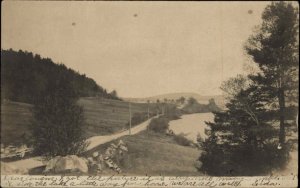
169,113 -> 213,143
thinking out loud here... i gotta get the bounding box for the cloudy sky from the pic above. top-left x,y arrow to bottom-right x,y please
2,1 -> 270,98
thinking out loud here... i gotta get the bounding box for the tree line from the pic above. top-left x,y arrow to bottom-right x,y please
1,49 -> 120,104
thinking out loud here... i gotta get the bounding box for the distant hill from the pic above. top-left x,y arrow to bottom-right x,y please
1,49 -> 119,104
124,92 -> 225,108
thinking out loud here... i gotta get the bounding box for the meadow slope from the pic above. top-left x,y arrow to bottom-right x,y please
1,97 -> 159,146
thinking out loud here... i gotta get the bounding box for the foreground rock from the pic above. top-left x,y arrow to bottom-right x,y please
44,155 -> 88,174
1,162 -> 28,175
88,139 -> 128,174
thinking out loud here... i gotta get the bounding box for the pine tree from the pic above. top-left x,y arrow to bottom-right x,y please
31,72 -> 87,158
200,83 -> 286,175
245,2 -> 299,145
199,2 -> 298,175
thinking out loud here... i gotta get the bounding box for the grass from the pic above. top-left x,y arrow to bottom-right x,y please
83,131 -> 202,176
78,97 -> 158,138
1,97 -> 160,146
1,101 -> 33,146
28,131 -> 202,176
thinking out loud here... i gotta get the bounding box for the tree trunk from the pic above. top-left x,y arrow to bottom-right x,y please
278,88 -> 286,144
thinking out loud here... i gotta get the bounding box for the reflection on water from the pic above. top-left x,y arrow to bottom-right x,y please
169,113 -> 214,143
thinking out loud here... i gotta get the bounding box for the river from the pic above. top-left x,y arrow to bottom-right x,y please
169,113 -> 214,143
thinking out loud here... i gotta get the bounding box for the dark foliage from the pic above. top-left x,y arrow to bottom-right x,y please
199,87 -> 290,175
163,104 -> 182,119
199,2 -> 298,176
245,2 -> 299,144
200,139 -> 290,176
173,134 -> 193,147
30,72 -> 87,158
148,117 -> 170,133
1,49 -> 120,104
182,97 -> 221,114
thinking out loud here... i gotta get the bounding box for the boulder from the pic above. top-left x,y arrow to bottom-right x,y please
44,155 -> 88,174
118,140 -> 125,146
119,145 -> 128,152
1,162 -> 28,175
92,151 -> 99,158
96,154 -> 104,163
110,143 -> 118,149
194,160 -> 203,169
44,156 -> 61,173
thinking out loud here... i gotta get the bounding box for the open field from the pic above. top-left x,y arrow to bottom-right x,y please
1,101 -> 33,146
78,97 -> 158,138
84,130 -> 202,176
1,98 -> 160,146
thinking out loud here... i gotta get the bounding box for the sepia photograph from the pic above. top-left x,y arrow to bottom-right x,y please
1,1 -> 299,187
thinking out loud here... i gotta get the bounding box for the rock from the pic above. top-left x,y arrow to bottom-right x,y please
82,157 -> 89,164
92,151 -> 99,158
110,143 -> 118,149
105,160 -> 114,168
116,167 -> 122,173
96,155 -> 104,162
44,155 -> 88,174
105,148 -> 112,156
87,157 -> 95,165
194,160 -> 202,169
1,162 -> 28,175
44,156 -> 61,173
96,164 -> 102,171
118,140 -> 125,146
119,145 -> 128,152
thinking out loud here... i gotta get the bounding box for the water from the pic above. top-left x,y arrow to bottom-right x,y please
169,113 -> 214,143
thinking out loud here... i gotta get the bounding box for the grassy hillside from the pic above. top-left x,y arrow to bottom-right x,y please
1,101 -> 33,145
78,97 -> 159,138
84,131 -> 202,176
1,98 -> 160,146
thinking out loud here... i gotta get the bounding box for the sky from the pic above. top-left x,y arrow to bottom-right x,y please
1,1 -> 271,98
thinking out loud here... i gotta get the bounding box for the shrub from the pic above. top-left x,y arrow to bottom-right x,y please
173,134 -> 193,146
148,117 -> 169,133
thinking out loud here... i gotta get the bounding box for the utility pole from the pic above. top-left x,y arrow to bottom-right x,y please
129,102 -> 131,135
147,101 -> 150,119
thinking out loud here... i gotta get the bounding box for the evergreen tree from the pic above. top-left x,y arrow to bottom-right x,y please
245,2 -> 299,145
200,80 -> 286,175
31,72 -> 87,157
199,2 -> 298,175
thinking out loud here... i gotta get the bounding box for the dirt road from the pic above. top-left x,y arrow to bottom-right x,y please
4,116 -> 158,171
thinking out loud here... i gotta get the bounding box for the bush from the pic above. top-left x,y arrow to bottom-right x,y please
31,73 -> 87,158
164,105 -> 182,119
148,117 -> 169,133
199,140 -> 290,176
173,134 -> 193,146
